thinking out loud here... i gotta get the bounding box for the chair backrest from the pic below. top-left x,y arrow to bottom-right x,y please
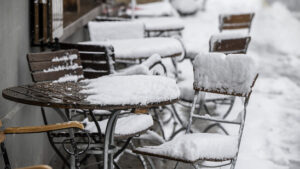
209,33 -> 251,54
60,43 -> 115,79
88,21 -> 145,41
193,53 -> 257,98
219,13 -> 255,32
27,49 -> 84,83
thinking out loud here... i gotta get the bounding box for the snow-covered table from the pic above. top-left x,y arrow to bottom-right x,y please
81,38 -> 184,61
2,75 -> 180,169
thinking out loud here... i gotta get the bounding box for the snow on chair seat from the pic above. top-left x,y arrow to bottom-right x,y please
88,21 -> 145,41
134,133 -> 238,163
84,114 -> 153,139
80,75 -> 180,106
81,38 -> 183,60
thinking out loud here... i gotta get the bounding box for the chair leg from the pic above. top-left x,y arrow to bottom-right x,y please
1,142 -> 11,169
154,108 -> 166,140
192,163 -> 200,169
174,162 -> 180,169
230,159 -> 237,169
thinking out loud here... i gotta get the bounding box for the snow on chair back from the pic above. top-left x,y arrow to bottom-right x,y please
209,33 -> 251,54
27,49 -> 84,83
219,13 -> 255,32
193,53 -> 257,98
60,43 -> 115,79
88,21 -> 145,41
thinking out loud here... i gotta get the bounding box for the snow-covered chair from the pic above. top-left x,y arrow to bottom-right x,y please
26,50 -> 155,168
134,53 -> 258,169
209,33 -> 251,54
219,13 -> 255,33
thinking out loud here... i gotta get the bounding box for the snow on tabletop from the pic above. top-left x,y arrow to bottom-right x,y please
80,75 -> 180,106
88,21 -> 144,41
178,79 -> 232,101
193,53 -> 256,96
81,38 -> 183,60
210,32 -> 250,50
126,1 -> 174,17
138,17 -> 184,31
83,114 -> 153,136
135,133 -> 238,162
53,74 -> 84,83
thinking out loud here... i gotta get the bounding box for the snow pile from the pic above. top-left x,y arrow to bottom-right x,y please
83,114 -> 153,136
141,53 -> 162,67
81,38 -> 183,60
139,17 -> 184,31
81,75 -> 180,105
171,0 -> 198,15
88,21 -> 144,41
53,74 -> 84,83
193,53 -> 257,96
43,64 -> 82,73
135,133 -> 238,162
126,1 -> 176,17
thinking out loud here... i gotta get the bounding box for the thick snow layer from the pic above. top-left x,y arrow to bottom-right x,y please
135,133 -> 238,162
83,114 -> 153,136
81,75 -> 180,106
88,21 -> 144,41
138,17 -> 184,31
193,53 -> 257,95
171,0 -> 198,15
178,79 -> 232,101
126,1 -> 175,17
81,38 -> 183,60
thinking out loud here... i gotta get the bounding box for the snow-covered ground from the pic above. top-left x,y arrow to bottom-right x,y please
175,0 -> 300,168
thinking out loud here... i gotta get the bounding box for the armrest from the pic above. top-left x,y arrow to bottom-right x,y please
0,131 -> 5,143
4,121 -> 84,134
17,165 -> 52,169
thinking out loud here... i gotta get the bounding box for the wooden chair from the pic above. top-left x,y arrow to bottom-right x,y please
26,49 -> 154,169
0,120 -> 83,169
219,13 -> 255,33
209,33 -> 251,54
59,43 -> 115,79
134,53 -> 258,169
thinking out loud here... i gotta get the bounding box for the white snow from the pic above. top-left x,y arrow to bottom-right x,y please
135,133 -> 238,162
43,64 -> 82,73
51,54 -> 78,62
83,114 -> 153,136
53,74 -> 84,83
88,21 -> 144,41
171,0 -> 198,15
126,1 -> 176,17
193,53 -> 257,96
80,75 -> 180,106
81,38 -> 183,60
138,17 -> 184,31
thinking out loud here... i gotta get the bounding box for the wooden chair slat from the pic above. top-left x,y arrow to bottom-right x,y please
80,52 -> 108,61
223,14 -> 253,24
32,68 -> 83,82
60,43 -> 109,52
219,13 -> 255,32
210,37 -> 251,54
29,59 -> 81,72
27,49 -> 79,62
82,62 -> 110,70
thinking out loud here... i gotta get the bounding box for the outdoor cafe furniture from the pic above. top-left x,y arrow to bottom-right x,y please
3,49 -> 180,169
219,13 -> 255,33
134,53 -> 259,169
173,33 -> 252,136
95,16 -> 185,38
0,119 -> 83,169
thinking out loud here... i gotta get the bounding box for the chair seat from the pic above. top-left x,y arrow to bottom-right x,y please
178,80 -> 232,102
134,133 -> 238,163
84,114 -> 153,139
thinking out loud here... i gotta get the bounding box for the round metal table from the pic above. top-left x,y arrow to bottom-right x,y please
2,80 -> 178,169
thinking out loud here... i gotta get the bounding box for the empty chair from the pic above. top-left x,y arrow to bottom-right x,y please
219,13 -> 255,33
134,53 -> 258,169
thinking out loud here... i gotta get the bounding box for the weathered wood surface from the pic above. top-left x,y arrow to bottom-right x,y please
210,37 -> 251,54
2,82 -> 178,110
219,13 -> 255,31
4,121 -> 84,134
0,131 -> 5,143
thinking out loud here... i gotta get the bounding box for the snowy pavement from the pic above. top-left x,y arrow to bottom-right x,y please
174,0 -> 300,168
